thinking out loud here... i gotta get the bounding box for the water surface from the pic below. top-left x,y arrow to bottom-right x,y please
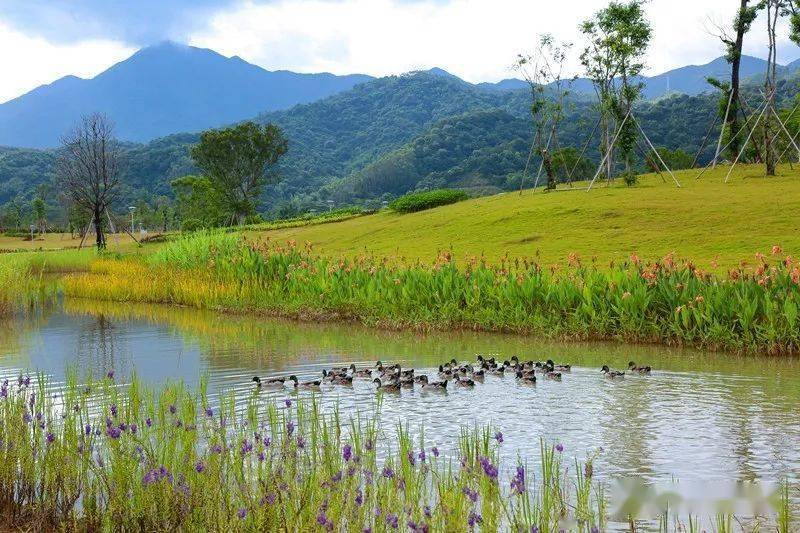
1,299 -> 799,488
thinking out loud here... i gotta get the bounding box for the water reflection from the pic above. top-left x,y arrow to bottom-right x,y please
0,299 -> 799,487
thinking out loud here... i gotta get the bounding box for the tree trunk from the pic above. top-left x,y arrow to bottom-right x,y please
727,0 -> 749,160
542,149 -> 556,190
764,0 -> 777,176
94,207 -> 105,249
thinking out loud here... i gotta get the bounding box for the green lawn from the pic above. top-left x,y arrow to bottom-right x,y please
257,164 -> 800,270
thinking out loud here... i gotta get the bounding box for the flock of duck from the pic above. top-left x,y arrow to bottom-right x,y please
251,357 -> 652,392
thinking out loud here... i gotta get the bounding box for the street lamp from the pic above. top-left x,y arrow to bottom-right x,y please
128,206 -> 136,235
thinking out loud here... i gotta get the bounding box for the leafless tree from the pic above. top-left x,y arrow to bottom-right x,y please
56,113 -> 122,249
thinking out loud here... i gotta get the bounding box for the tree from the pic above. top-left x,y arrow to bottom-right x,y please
56,113 -> 122,249
710,1 -> 760,161
171,175 -> 226,231
31,197 -> 47,234
515,34 -> 574,190
190,121 -> 288,225
581,1 -> 652,181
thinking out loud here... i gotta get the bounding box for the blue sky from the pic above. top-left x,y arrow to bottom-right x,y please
1,0 -> 798,103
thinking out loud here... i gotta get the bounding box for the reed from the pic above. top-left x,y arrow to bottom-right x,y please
63,232 -> 800,355
0,372 -> 606,531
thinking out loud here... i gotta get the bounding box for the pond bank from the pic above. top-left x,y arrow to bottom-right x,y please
50,231 -> 800,357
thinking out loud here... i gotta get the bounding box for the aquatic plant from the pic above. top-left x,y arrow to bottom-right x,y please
63,233 -> 800,355
0,372 -> 606,531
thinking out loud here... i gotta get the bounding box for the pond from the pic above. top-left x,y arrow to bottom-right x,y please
2,299 -> 799,490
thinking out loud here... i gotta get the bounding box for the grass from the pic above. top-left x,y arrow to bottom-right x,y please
258,165 -> 800,271
0,372 -> 607,532
60,231 -> 800,355
0,232 -> 142,253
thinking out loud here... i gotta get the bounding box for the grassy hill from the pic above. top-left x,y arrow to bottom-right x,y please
255,164 -> 800,271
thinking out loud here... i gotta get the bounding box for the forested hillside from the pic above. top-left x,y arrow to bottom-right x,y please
3,69 -> 798,221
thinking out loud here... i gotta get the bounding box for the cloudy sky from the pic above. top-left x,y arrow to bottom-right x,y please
1,0 -> 798,103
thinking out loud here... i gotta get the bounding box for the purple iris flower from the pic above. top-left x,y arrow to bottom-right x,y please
407,451 -> 416,466
511,465 -> 526,494
145,417 -> 152,428
237,508 -> 247,519
355,488 -> 363,506
382,466 -> 394,479
168,404 -> 176,415
431,447 -> 440,458
286,421 -> 295,436
284,399 -> 292,408
386,513 -> 399,529
110,404 -> 117,417
46,432 -> 55,443
343,444 -> 353,462
462,486 -> 478,503
106,427 -> 121,439
467,511 -> 483,528
555,443 -> 564,453
205,407 -> 213,417
494,431 -> 504,443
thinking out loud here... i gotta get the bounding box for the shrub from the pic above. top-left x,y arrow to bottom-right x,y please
389,189 -> 468,213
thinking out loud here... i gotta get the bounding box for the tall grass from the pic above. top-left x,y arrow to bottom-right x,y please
0,372 -> 604,531
63,233 -> 800,355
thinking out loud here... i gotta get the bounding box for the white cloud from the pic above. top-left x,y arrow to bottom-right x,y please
190,0 -> 800,82
3,0 -> 800,103
0,21 -> 135,103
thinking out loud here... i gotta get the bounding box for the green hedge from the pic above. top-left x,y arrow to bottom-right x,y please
389,189 -> 468,213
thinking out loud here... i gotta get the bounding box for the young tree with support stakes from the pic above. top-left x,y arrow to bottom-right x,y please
580,0 -> 652,184
514,34 -> 574,192
709,1 -> 760,163
56,113 -> 122,250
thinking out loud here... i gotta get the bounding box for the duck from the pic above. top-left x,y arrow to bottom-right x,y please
545,371 -> 562,381
373,378 -> 401,392
516,371 -> 537,385
251,376 -> 286,388
628,361 -> 652,375
469,366 -> 485,380
546,359 -> 572,372
601,365 -> 625,379
322,370 -> 353,385
438,365 -> 455,380
349,364 -> 373,378
380,365 -> 401,380
399,368 -> 415,378
487,365 -> 506,377
455,377 -> 475,388
398,374 -> 415,388
413,374 -> 429,384
417,375 -> 448,391
288,375 -> 322,389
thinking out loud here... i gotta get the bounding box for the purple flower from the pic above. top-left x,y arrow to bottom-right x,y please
531,527 -> 540,533
284,399 -> 292,408
205,407 -> 213,417
286,421 -> 295,436
478,456 -> 498,481
494,431 -> 504,443
168,404 -> 176,415
555,443 -> 564,453
130,423 -> 137,434
265,492 -> 276,505
355,488 -> 363,506
110,404 -> 117,417
365,439 -> 374,451
316,509 -> 328,526
590,527 -> 599,533
237,508 -> 247,519
386,512 -> 399,529
467,511 -> 483,528
331,470 -> 343,483
118,422 -> 127,431
343,443 -> 353,462
423,505 -> 431,518
106,370 -> 115,380
22,375 -> 31,387
407,451 -> 416,466
145,417 -> 152,428
46,432 -> 55,443
382,466 -> 395,479
462,486 -> 478,503
23,412 -> 31,423
106,427 -> 121,439
418,450 -> 426,462
511,465 -> 525,494
241,439 -> 253,455
195,461 -> 205,473
431,447 -> 440,458
263,436 -> 271,447
212,444 -> 223,454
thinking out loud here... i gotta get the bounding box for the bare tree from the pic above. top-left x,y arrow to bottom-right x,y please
56,113 -> 122,249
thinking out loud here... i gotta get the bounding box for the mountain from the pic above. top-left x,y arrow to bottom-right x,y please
479,55 -> 779,99
0,41 -> 372,149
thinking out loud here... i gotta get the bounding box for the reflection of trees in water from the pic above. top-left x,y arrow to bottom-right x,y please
75,313 -> 117,375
